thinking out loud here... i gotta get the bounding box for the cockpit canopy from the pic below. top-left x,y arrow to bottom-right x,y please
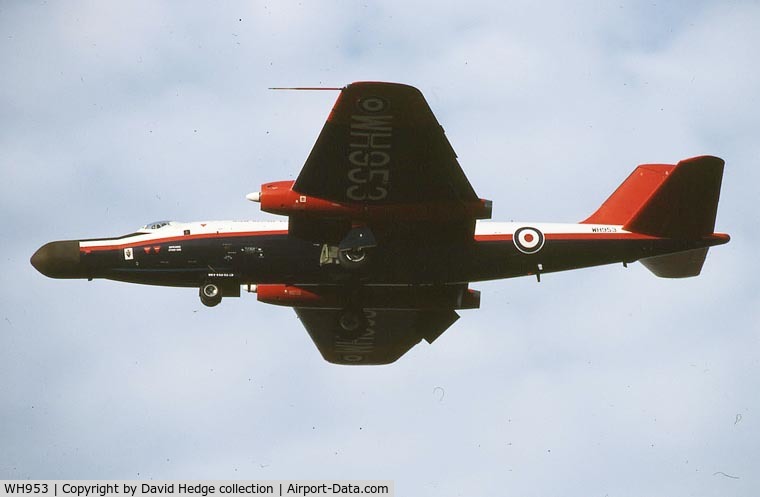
140,220 -> 175,230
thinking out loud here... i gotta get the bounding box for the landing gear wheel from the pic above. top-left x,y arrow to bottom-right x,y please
199,282 -> 222,307
338,247 -> 370,270
337,309 -> 367,339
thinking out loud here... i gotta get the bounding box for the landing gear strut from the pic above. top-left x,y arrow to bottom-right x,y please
199,282 -> 222,307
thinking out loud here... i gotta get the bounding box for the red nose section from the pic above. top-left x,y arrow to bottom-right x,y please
31,241 -> 85,278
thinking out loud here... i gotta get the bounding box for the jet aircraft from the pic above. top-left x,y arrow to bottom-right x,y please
31,82 -> 730,364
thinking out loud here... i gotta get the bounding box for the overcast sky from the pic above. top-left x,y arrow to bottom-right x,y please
1,1 -> 759,495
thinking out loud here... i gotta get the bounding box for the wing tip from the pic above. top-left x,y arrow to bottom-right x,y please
345,81 -> 422,93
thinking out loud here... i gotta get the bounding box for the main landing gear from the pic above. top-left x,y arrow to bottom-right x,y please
338,247 -> 370,269
319,245 -> 373,270
199,282 -> 222,307
318,226 -> 376,270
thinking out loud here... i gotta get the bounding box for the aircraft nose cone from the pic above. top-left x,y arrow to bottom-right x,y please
31,240 -> 83,278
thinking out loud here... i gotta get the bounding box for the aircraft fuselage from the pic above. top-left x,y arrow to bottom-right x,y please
31,219 -> 728,290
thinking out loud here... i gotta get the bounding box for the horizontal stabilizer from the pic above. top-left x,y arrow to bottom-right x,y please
640,248 -> 709,278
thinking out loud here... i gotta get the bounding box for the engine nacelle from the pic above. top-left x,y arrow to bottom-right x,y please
249,181 -> 360,218
247,180 -> 492,221
250,284 -> 341,308
250,284 -> 481,310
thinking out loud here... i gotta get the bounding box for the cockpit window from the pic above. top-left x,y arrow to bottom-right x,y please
141,220 -> 174,230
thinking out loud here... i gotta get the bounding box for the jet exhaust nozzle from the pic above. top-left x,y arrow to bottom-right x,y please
246,192 -> 261,202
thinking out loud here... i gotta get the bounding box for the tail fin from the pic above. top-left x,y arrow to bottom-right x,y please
583,156 -> 725,238
582,163 -> 676,225
623,156 -> 724,238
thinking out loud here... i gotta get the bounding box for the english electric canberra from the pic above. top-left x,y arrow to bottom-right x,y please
31,82 -> 729,364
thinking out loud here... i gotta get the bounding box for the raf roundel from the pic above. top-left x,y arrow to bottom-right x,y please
358,96 -> 388,113
513,226 -> 545,254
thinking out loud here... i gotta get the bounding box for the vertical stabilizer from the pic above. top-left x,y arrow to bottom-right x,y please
583,156 -> 725,239
582,164 -> 675,225
623,156 -> 724,238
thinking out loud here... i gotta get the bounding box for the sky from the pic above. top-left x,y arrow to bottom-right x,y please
1,0 -> 759,495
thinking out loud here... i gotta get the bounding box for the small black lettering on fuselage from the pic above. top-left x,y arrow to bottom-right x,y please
591,227 -> 618,233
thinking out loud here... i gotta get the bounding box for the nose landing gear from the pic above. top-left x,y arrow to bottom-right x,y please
199,282 -> 222,307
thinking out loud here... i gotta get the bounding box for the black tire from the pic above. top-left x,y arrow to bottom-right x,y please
338,247 -> 370,270
199,282 -> 222,307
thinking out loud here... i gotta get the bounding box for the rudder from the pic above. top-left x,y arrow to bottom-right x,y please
623,156 -> 724,238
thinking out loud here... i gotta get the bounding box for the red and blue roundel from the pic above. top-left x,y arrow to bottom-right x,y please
513,227 -> 545,254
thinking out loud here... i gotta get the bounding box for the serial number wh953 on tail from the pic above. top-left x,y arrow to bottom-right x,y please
31,82 -> 729,365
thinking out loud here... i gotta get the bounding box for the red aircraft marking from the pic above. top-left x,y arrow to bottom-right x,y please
473,232 -> 660,242
80,230 -> 289,253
